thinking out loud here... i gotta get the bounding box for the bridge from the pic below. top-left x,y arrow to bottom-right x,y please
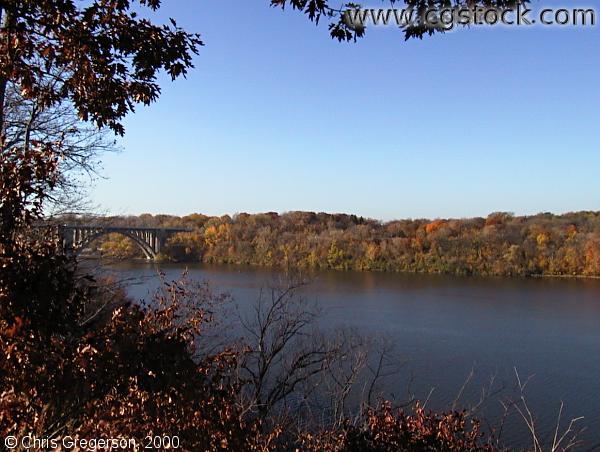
56,225 -> 191,260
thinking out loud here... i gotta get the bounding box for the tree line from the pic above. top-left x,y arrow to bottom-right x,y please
64,210 -> 600,277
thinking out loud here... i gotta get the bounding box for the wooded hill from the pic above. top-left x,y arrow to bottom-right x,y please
61,211 -> 600,277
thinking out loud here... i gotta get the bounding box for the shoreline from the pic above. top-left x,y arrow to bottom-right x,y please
88,256 -> 600,280
530,273 -> 600,280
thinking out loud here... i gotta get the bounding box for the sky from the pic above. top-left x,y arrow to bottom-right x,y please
91,0 -> 600,221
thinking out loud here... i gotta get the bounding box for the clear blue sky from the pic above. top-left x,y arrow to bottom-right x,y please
91,0 -> 600,221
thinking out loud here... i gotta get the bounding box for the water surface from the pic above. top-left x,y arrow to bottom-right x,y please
103,262 -> 600,449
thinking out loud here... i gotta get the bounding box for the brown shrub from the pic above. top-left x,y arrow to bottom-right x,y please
298,401 -> 493,452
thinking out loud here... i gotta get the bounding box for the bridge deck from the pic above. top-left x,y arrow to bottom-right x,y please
58,225 -> 191,232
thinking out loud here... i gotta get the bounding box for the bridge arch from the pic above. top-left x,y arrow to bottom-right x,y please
77,230 -> 157,260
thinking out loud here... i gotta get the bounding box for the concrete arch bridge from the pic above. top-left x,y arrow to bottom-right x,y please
57,224 -> 190,260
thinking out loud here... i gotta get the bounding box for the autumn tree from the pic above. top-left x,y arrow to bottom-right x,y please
2,79 -> 116,213
0,0 -> 201,303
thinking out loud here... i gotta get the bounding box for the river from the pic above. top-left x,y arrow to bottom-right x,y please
101,262 -> 600,449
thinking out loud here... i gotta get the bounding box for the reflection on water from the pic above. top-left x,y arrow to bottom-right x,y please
99,262 -> 600,448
